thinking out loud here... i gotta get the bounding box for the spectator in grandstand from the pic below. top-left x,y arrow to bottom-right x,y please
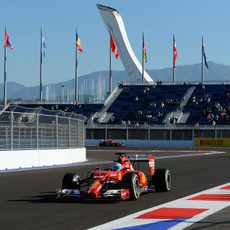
192,96 -> 196,103
108,116 -> 115,124
205,94 -> 211,103
146,114 -> 152,119
157,81 -> 162,85
149,102 -> 156,108
195,123 -> 199,127
169,116 -> 178,125
121,120 -> 126,125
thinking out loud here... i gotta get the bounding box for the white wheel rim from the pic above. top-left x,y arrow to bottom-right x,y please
133,175 -> 140,198
165,171 -> 171,190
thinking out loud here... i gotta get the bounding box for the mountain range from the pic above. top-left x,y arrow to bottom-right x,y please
0,61 -> 229,101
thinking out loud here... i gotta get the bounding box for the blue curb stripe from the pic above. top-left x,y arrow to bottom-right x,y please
114,218 -> 188,230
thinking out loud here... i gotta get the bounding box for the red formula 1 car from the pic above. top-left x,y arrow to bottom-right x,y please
99,140 -> 126,147
57,153 -> 171,201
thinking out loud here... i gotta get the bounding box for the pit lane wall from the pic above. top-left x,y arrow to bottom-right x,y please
0,148 -> 86,171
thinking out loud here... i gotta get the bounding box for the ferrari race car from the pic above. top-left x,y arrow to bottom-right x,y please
99,140 -> 126,147
57,153 -> 171,201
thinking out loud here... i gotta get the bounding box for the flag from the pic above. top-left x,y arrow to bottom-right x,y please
110,34 -> 119,58
202,38 -> 208,69
42,37 -> 47,58
142,33 -> 147,63
173,35 -> 178,68
3,29 -> 14,49
76,31 -> 83,53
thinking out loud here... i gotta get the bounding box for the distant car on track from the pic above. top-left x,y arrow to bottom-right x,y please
57,152 -> 171,201
99,140 -> 126,147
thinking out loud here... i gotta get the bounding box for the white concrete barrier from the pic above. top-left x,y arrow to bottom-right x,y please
0,148 -> 86,171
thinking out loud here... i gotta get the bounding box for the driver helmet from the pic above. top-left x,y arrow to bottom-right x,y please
112,163 -> 122,171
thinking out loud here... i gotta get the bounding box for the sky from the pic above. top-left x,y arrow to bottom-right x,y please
0,0 -> 230,86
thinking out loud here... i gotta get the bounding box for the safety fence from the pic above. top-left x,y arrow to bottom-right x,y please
0,111 -> 85,150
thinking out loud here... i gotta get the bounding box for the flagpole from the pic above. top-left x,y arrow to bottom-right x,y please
201,36 -> 204,83
173,34 -> 175,83
40,27 -> 43,101
142,32 -> 144,83
109,31 -> 112,95
75,30 -> 79,101
3,27 -> 7,107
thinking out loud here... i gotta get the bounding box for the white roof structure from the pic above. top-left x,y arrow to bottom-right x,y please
97,4 -> 155,83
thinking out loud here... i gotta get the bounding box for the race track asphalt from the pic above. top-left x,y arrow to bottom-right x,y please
0,147 -> 229,230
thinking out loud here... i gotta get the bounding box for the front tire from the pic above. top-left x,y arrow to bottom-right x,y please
62,173 -> 81,190
152,169 -> 171,192
122,173 -> 141,200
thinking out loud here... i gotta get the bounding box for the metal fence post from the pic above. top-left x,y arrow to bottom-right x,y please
83,121 -> 85,147
80,120 -> 84,148
105,124 -> 107,140
10,111 -> 13,150
68,117 -> 71,148
192,127 -> 195,142
170,127 -> 172,141
36,114 -> 39,149
76,119 -> 79,147
148,126 -> 150,140
56,115 -> 58,149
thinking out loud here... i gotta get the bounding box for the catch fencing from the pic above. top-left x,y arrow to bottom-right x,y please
0,111 -> 85,150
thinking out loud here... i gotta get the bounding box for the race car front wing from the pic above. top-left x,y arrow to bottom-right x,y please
57,189 -> 130,200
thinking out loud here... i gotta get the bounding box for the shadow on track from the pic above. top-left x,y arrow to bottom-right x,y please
8,191 -> 57,204
8,191 -> 122,204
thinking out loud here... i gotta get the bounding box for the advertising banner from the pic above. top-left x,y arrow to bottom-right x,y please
194,138 -> 230,147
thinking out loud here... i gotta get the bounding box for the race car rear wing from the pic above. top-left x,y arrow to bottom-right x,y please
127,154 -> 152,162
127,154 -> 155,176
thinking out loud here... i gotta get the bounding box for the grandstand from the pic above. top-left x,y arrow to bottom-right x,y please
11,82 -> 230,126
106,84 -> 189,125
103,83 -> 230,126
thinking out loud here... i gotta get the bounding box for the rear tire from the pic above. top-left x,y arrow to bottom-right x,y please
152,169 -> 171,192
62,173 -> 81,190
122,173 -> 141,200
